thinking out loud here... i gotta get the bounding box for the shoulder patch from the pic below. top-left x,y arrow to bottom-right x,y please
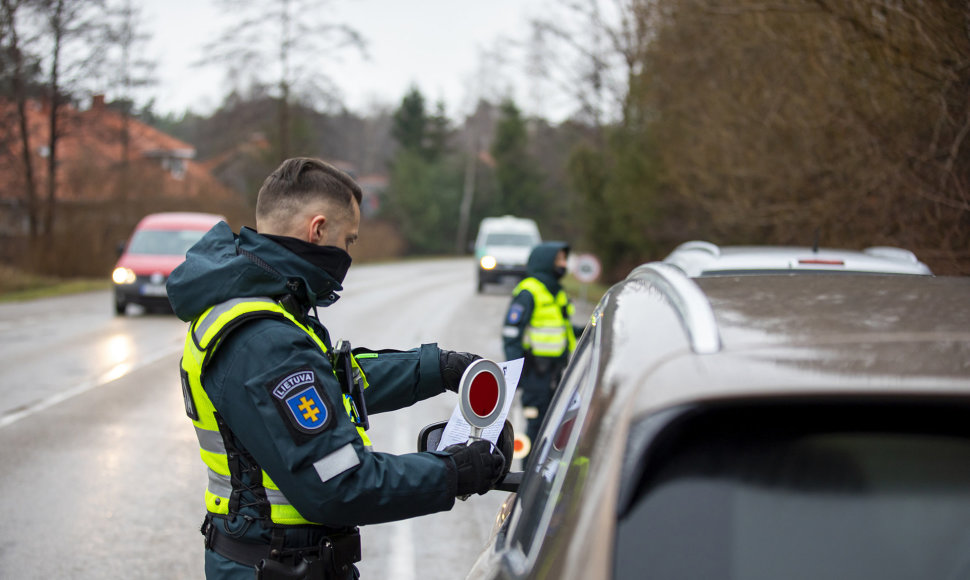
507,303 -> 525,324
268,367 -> 334,442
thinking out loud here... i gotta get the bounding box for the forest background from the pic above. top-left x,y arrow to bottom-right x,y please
2,0 -> 968,283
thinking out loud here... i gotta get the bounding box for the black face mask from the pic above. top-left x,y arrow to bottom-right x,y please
262,234 -> 352,284
553,266 -> 567,279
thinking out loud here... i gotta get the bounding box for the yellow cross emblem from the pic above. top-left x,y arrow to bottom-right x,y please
298,396 -> 320,422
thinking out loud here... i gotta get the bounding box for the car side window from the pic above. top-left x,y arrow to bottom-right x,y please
507,331 -> 594,562
614,404 -> 970,579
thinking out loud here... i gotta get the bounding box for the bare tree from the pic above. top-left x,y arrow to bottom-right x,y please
525,0 -> 646,125
100,0 -> 154,215
0,0 -> 42,236
35,0 -> 103,234
205,0 -> 367,160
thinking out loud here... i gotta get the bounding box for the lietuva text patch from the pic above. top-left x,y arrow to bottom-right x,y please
270,367 -> 333,440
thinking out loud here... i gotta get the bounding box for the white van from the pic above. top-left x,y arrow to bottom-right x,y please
473,215 -> 541,292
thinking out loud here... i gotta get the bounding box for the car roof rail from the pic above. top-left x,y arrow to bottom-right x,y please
626,262 -> 722,354
671,240 -> 721,257
863,246 -> 920,264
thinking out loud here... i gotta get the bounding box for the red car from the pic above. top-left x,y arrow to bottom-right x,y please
111,212 -> 224,315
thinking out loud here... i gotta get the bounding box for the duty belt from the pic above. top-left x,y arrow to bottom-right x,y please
202,517 -> 361,577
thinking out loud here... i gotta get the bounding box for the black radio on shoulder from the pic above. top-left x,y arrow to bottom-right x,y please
332,339 -> 369,431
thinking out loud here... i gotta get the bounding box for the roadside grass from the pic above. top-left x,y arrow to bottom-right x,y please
562,276 -> 609,306
0,265 -> 109,303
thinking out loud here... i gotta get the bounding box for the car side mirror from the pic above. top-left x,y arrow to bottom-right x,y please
417,421 -> 448,453
418,420 -> 523,494
116,241 -> 126,256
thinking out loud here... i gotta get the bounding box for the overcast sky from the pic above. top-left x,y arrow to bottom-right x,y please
139,0 -> 574,121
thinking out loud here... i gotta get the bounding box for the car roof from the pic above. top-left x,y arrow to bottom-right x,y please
477,215 -> 540,233
662,241 -> 933,276
589,264 -> 970,419
134,212 -> 225,230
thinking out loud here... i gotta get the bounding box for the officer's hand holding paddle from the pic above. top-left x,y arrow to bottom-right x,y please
442,440 -> 508,496
439,350 -> 482,392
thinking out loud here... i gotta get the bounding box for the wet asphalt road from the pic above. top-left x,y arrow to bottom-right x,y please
0,258 -> 543,579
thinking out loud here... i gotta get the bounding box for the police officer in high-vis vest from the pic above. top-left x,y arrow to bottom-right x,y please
502,241 -> 579,450
167,158 -> 510,580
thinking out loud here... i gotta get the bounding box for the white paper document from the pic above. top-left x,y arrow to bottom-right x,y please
436,358 -> 524,451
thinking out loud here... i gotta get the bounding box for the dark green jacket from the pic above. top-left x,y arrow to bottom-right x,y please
167,223 -> 455,531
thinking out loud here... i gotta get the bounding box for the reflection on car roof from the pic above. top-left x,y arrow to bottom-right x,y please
593,264 -> 970,420
662,241 -> 933,277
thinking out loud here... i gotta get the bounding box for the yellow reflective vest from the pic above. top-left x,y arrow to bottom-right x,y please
512,277 -> 577,357
180,297 -> 371,526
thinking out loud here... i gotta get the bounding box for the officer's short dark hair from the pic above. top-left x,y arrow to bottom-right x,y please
255,158 -> 362,225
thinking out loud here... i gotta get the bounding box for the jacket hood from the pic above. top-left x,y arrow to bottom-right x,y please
166,223 -> 344,322
526,241 -> 570,291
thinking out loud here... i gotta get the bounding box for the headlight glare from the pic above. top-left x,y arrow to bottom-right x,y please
480,256 -> 497,270
112,267 -> 136,284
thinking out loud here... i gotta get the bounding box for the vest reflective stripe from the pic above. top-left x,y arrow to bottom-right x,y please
202,474 -> 308,525
195,426 -> 224,454
513,277 -> 577,357
191,297 -> 275,347
196,425 -> 309,523
203,470 -> 285,505
182,297 -> 372,527
207,469 -> 233,498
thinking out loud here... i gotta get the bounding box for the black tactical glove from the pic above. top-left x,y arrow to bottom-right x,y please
443,440 -> 506,496
439,350 -> 482,392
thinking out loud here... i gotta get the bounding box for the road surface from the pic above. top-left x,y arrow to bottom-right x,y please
0,258 -> 590,579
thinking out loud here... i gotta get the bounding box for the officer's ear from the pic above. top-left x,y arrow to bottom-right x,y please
308,214 -> 328,245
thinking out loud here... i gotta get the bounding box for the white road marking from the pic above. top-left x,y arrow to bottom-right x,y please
388,414 -> 416,580
0,342 -> 183,429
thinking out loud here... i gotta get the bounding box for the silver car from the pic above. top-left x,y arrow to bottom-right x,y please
663,240 -> 933,277
464,264 -> 970,580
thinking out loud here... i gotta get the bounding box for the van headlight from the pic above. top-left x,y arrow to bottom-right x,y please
480,256 -> 497,270
112,267 -> 137,285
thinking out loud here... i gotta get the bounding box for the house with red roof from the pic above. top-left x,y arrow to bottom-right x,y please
0,95 -> 238,234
